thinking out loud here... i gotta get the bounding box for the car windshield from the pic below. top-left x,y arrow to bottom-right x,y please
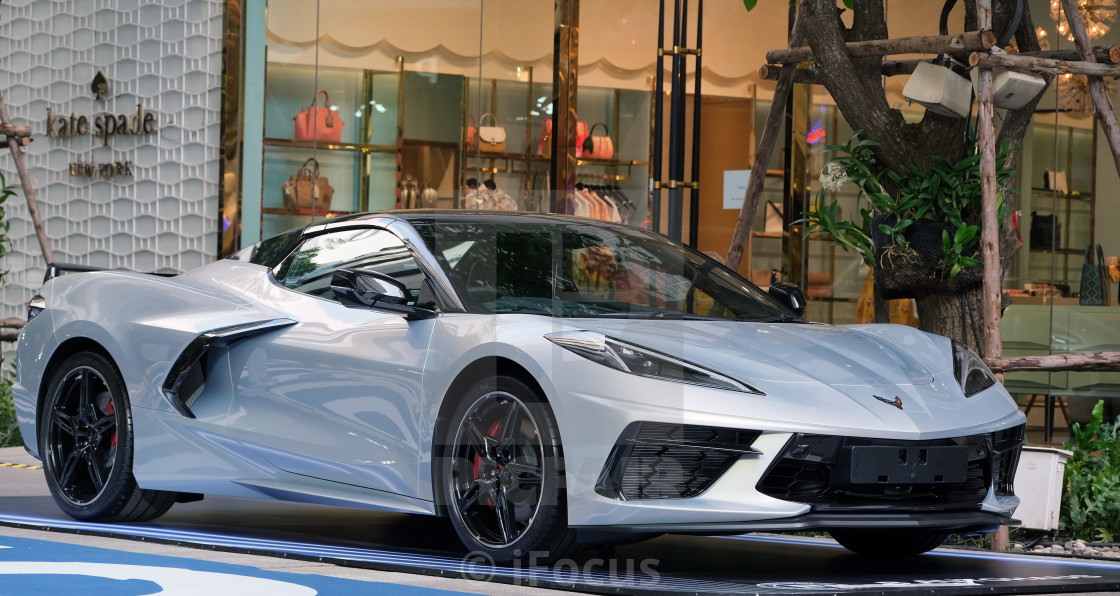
413,219 -> 794,321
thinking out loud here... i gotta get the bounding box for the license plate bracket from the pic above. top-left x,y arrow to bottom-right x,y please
836,445 -> 969,486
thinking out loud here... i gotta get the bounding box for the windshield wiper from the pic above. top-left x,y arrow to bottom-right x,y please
593,311 -> 718,321
738,314 -> 805,323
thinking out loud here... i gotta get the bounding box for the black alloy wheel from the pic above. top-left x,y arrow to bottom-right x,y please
40,352 -> 177,522
442,375 -> 579,563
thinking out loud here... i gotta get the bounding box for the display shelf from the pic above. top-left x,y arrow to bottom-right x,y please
264,137 -> 396,153
1030,247 -> 1085,256
576,157 -> 651,167
1031,187 -> 1091,200
262,207 -> 355,216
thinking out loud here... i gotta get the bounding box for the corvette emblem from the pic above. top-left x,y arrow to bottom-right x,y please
873,394 -> 904,410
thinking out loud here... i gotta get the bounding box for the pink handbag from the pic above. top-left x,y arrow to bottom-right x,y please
582,123 -> 614,160
538,119 -> 590,157
537,119 -> 553,157
294,89 -> 344,143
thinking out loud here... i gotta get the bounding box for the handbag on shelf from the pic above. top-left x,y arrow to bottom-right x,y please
582,123 -> 614,160
1030,212 -> 1061,250
465,114 -> 477,151
473,113 -> 506,153
293,90 -> 344,143
281,158 -> 334,212
1079,244 -> 1111,306
536,119 -> 591,157
537,119 -> 552,157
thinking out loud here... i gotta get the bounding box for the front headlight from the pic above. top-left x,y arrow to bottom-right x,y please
546,330 -> 763,394
953,340 -> 997,397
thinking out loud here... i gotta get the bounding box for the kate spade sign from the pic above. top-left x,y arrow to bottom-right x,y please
45,101 -> 157,146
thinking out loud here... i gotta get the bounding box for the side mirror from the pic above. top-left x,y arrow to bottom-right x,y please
768,282 -> 806,318
330,269 -> 437,320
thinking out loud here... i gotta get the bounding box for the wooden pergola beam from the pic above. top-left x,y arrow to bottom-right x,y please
726,0 -> 808,273
0,88 -> 53,265
0,123 -> 31,139
1061,0 -> 1120,181
1033,46 -> 1120,64
762,47 -> 1120,84
969,51 -> 1120,77
766,30 -> 996,64
987,352 -> 1120,374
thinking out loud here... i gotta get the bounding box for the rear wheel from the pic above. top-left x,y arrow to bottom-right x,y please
829,528 -> 949,556
440,375 -> 579,563
40,352 -> 177,522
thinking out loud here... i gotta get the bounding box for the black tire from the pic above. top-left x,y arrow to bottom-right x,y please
39,352 -> 177,523
439,375 -> 580,564
829,528 -> 949,556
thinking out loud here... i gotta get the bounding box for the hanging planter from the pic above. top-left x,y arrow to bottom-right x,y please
796,131 -> 1012,299
875,246 -> 984,300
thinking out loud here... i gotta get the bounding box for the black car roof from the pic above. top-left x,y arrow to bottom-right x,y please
326,209 -> 642,230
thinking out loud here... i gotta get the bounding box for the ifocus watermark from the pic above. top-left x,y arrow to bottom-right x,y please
460,550 -> 660,586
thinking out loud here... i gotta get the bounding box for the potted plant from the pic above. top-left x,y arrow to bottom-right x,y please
798,131 -> 1015,299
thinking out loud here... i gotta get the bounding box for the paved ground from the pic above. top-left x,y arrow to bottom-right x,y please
3,446 -> 1120,596
0,447 -> 563,595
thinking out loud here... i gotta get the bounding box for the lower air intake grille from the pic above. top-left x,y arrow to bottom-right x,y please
756,425 -> 1025,511
596,422 -> 761,500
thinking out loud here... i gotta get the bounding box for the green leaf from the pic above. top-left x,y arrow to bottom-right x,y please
842,0 -> 854,8
743,0 -> 758,10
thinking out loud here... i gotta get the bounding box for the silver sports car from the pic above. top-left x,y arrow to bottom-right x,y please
13,211 -> 1025,562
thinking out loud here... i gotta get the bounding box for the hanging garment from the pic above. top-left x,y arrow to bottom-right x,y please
571,191 -> 591,218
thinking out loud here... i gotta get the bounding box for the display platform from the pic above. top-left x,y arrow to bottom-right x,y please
1,492 -> 1120,595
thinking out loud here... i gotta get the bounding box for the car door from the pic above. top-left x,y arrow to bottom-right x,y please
225,226 -> 437,498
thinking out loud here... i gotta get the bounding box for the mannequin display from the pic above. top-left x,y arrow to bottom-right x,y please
400,175 -> 419,209
420,184 -> 438,209
482,179 -> 517,210
463,178 -> 485,209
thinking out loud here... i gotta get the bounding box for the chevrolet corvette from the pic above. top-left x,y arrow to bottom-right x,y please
13,211 -> 1025,562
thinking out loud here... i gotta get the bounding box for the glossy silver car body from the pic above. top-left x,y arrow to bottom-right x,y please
13,211 -> 1026,556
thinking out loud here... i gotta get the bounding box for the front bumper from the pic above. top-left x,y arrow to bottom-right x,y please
573,510 -> 1015,537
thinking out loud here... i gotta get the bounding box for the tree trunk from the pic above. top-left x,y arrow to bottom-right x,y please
793,0 -> 1043,351
915,284 -> 987,356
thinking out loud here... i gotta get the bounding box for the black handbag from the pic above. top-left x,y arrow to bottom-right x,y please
1080,244 -> 1111,306
1030,212 -> 1061,249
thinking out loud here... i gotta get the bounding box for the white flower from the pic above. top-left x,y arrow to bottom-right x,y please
819,161 -> 850,192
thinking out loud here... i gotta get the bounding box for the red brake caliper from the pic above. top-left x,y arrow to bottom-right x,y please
105,400 -> 117,449
471,420 -> 503,508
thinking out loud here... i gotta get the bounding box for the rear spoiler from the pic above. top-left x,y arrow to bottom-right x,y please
44,262 -> 179,283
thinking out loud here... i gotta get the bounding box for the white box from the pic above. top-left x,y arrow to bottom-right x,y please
970,67 -> 1047,110
1014,446 -> 1072,531
903,62 -> 973,118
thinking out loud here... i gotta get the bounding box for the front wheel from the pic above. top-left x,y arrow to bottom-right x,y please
829,528 -> 949,556
440,375 -> 579,563
40,352 -> 177,522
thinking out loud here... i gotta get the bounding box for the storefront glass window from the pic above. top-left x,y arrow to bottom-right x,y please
253,0 -> 555,242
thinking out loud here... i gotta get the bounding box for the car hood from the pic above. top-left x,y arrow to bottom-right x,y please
568,319 -> 938,391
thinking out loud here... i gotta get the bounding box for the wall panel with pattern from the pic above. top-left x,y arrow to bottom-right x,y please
0,0 -> 223,325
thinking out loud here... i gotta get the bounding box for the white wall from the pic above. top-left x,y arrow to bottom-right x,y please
0,0 -> 224,333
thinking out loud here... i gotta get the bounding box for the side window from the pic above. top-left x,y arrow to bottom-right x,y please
274,228 -> 430,304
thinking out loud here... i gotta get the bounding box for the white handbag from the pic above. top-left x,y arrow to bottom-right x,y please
476,113 -> 506,153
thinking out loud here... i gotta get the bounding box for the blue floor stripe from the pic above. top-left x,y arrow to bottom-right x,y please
6,512 -> 1120,594
0,513 -> 749,593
